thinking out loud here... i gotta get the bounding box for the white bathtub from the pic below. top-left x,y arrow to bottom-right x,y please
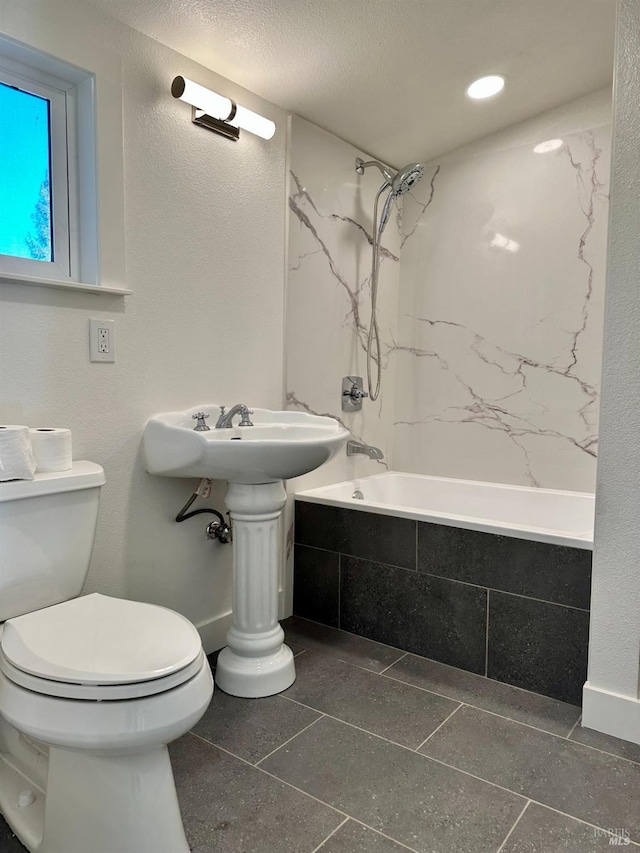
296,472 -> 594,550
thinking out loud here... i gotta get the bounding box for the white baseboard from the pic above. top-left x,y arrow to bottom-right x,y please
195,610 -> 232,655
582,682 -> 640,745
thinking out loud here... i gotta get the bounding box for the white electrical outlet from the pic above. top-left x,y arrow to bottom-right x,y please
89,319 -> 115,362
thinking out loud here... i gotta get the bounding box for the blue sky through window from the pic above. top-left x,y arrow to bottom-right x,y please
0,81 -> 52,262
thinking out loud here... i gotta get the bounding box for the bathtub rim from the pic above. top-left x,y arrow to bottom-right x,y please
295,472 -> 594,551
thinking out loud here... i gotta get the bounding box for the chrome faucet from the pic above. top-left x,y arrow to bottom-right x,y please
346,440 -> 384,460
215,404 -> 255,429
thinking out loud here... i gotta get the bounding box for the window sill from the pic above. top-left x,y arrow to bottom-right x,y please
0,272 -> 132,295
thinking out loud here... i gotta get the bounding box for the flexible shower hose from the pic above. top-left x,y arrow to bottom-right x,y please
366,184 -> 389,401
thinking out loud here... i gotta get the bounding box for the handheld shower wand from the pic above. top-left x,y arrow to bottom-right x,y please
355,157 -> 426,401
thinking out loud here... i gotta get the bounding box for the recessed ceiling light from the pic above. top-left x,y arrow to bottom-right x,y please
533,139 -> 564,154
466,75 -> 505,100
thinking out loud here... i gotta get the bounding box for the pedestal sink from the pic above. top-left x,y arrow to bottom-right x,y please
143,405 -> 349,697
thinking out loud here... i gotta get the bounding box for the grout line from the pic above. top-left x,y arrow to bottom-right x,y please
415,520 -> 418,572
255,715 -> 325,766
311,817 -> 349,853
414,703 -> 464,752
189,732 -> 420,851
296,546 -> 590,611
283,628 -> 639,766
188,732 -> 350,814
295,542 -> 341,557
294,647 -> 308,659
426,703 -> 640,767
485,589 -> 490,677
314,816 -> 422,853
496,800 -> 531,853
275,701 -> 640,832
280,695 -> 421,751
346,819 -> 422,853
277,696 -> 556,805
286,678 -> 640,770
414,568 -> 591,613
284,614 -> 416,656
520,803 -> 640,848
379,652 -> 408,674
337,553 -> 341,629
374,670 -> 578,739
285,628 -> 584,740
187,731 -> 640,849
420,701 -> 585,747
566,715 -> 582,740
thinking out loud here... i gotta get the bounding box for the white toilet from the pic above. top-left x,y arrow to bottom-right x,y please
0,461 -> 214,853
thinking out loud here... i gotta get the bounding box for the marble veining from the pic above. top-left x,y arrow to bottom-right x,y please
286,95 -> 611,496
393,101 -> 610,492
286,116 -> 401,493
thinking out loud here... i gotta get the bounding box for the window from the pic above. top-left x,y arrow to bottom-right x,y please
0,55 -> 76,283
0,32 -> 126,293
0,64 -> 73,281
0,82 -> 52,262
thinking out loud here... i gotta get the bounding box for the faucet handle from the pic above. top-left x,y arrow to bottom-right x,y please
192,412 -> 210,431
239,408 -> 255,427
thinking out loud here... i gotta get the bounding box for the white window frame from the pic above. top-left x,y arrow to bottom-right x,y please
0,29 -> 128,295
0,58 -> 75,282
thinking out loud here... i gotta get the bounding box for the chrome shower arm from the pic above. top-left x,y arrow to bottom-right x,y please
355,157 -> 394,184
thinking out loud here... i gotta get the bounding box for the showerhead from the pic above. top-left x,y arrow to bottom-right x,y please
355,157 -> 426,234
354,157 -> 426,197
377,162 -> 426,234
391,162 -> 426,196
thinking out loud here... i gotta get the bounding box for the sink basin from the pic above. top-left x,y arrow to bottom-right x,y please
143,405 -> 349,484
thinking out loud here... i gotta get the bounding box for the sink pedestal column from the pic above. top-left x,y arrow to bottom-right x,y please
215,480 -> 295,698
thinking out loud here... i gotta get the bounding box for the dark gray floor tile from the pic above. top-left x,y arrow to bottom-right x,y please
261,715 -> 525,853
488,591 -> 589,705
281,616 -> 404,673
341,556 -> 487,674
191,690 -> 321,763
170,733 -> 342,853
0,816 -> 27,853
420,705 -> 640,842
384,653 -> 581,736
418,522 -> 592,608
284,649 -> 459,748
501,802 -> 640,852
295,501 -> 416,570
293,544 -> 340,627
570,721 -> 640,765
318,820 -> 409,852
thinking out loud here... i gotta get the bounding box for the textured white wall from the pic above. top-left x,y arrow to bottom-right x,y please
585,0 -> 640,743
0,0 -> 288,651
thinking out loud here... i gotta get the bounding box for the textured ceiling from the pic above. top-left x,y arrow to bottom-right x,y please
86,0 -> 616,166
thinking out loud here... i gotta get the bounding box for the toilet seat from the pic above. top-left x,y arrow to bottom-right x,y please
0,593 -> 204,700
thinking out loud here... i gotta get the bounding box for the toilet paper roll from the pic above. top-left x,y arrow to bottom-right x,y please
0,425 -> 36,481
29,428 -> 73,473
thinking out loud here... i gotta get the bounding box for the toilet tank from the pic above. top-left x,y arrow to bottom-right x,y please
0,462 -> 105,621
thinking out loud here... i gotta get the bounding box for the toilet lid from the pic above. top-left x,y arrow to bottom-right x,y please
0,593 -> 203,685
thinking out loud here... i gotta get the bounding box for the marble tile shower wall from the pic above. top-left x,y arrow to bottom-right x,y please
393,90 -> 611,492
285,116 -> 402,488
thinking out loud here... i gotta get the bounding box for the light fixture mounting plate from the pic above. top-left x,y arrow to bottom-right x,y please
191,107 -> 239,141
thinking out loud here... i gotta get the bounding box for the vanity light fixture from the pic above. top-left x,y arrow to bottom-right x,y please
171,76 -> 276,141
466,75 -> 505,100
533,139 -> 564,154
